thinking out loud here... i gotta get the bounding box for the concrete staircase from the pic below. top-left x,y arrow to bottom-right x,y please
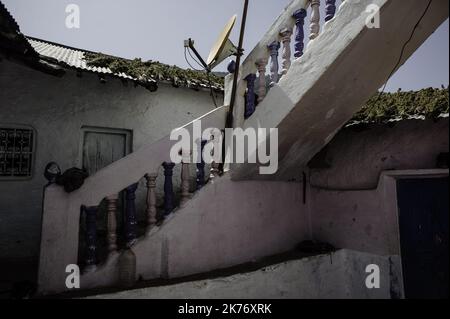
231,0 -> 449,181
37,0 -> 449,296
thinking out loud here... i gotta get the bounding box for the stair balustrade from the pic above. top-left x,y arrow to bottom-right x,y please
241,0 -> 342,119
38,106 -> 228,294
74,136 -> 226,275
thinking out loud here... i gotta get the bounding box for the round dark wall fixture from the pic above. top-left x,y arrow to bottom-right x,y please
44,162 -> 61,184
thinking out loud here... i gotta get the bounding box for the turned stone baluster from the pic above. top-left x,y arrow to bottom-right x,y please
255,58 -> 268,103
210,132 -> 222,180
210,162 -> 220,180
325,0 -> 336,22
125,183 -> 138,247
83,205 -> 98,272
310,0 -> 321,40
280,28 -> 293,76
268,41 -> 281,86
106,194 -> 119,254
163,162 -> 175,217
293,9 -> 307,58
210,144 -> 221,181
244,73 -> 257,119
145,173 -> 158,232
196,141 -> 207,190
180,150 -> 191,207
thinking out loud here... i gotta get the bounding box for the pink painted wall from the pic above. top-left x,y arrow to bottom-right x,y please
80,175 -> 310,291
135,175 -> 309,280
308,119 -> 449,255
310,185 -> 399,256
309,119 -> 449,189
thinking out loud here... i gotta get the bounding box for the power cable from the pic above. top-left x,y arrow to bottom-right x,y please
184,47 -> 201,71
184,47 -> 220,108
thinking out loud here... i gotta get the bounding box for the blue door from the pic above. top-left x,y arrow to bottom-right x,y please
397,177 -> 449,299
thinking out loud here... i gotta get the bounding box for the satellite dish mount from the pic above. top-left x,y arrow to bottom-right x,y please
184,0 -> 249,129
185,14 -> 239,73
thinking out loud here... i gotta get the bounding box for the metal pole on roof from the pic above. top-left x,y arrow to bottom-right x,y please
225,0 -> 249,129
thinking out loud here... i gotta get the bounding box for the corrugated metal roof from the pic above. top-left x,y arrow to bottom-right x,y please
27,38 -> 135,81
346,88 -> 449,126
1,0 -> 224,91
26,37 -> 224,90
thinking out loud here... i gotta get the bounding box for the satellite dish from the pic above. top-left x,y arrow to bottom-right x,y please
207,15 -> 238,70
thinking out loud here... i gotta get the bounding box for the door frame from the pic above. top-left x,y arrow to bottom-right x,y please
77,126 -> 133,171
381,169 -> 449,299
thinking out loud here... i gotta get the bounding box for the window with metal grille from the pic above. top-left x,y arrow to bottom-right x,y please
0,126 -> 35,179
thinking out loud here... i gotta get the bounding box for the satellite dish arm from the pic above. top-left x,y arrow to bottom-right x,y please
188,39 -> 211,72
226,0 -> 249,129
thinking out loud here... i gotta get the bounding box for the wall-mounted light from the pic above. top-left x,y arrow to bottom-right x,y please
44,162 -> 61,185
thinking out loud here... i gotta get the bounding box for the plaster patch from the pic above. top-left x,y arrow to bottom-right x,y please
326,109 -> 335,120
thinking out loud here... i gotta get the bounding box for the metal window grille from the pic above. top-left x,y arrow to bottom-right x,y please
0,127 -> 34,178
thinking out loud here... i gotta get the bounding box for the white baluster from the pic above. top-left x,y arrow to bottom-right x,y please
209,135 -> 221,180
279,28 -> 293,77
310,0 -> 321,40
180,149 -> 191,207
145,173 -> 158,233
106,194 -> 119,254
210,162 -> 220,180
268,41 -> 281,87
255,58 -> 268,103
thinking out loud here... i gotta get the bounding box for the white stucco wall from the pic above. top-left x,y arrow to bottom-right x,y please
0,59 -> 222,259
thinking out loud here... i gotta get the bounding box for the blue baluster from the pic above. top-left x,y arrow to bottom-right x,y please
227,60 -> 236,74
83,205 -> 98,271
163,162 -> 175,217
196,140 -> 207,190
244,73 -> 257,119
325,0 -> 337,22
125,183 -> 138,247
268,41 -> 281,86
293,9 -> 307,58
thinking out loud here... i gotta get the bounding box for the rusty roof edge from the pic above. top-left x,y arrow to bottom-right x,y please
26,36 -> 225,92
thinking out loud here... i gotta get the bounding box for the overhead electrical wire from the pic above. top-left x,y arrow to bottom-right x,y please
184,47 -> 220,108
184,47 -> 201,71
187,47 -> 205,69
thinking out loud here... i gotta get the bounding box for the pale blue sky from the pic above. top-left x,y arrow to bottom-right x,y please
2,0 -> 449,92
